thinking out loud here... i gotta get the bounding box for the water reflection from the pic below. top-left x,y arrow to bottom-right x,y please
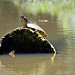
12,0 -> 75,16
0,54 -> 55,75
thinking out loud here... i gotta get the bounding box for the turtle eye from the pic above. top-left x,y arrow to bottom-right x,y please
21,15 -> 24,18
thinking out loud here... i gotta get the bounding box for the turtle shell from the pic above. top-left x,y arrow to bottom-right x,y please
27,23 -> 47,38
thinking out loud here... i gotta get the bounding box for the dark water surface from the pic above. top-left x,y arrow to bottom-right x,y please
0,0 -> 75,75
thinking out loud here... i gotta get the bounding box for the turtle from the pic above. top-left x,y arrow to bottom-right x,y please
20,15 -> 47,38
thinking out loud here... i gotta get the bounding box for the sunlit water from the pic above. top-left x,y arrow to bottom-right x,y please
0,0 -> 75,75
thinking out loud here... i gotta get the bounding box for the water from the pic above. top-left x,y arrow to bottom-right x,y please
0,0 -> 75,75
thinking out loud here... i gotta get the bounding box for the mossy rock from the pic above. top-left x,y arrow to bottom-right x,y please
0,27 -> 55,54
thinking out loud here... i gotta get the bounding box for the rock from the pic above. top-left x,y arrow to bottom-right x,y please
0,27 -> 56,54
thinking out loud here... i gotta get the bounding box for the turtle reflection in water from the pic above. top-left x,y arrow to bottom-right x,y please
0,15 -> 56,57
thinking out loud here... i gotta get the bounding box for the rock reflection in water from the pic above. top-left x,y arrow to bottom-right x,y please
0,54 -> 56,75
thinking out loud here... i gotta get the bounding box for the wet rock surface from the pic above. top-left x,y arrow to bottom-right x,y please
0,27 -> 55,54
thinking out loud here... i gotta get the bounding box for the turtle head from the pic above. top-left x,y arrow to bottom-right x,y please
21,15 -> 28,27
